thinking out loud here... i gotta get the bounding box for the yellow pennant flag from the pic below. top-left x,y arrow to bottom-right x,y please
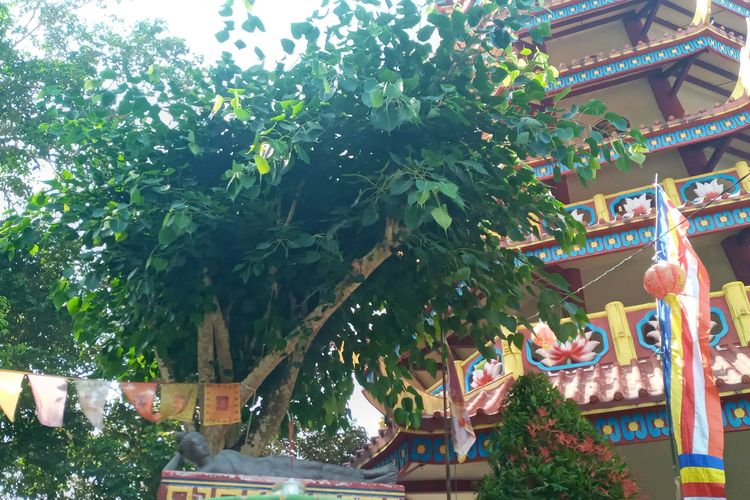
203,383 -> 240,425
0,371 -> 24,422
160,383 -> 197,422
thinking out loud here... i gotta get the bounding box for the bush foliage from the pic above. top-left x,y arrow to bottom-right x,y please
477,374 -> 638,499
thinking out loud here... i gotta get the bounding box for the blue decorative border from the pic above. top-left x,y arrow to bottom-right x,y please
525,323 -> 610,371
679,173 -> 742,203
522,0 -> 750,30
547,35 -> 740,93
636,307 -> 730,354
708,0 -> 750,17
524,205 -> 749,264
522,0 -> 623,28
409,430 -> 493,463
532,110 -> 750,179
371,441 -> 410,472
594,395 -> 750,445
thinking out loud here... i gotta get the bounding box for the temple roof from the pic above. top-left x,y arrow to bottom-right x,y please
353,343 -> 750,467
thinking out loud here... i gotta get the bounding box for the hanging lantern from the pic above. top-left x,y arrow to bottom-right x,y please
643,261 -> 686,299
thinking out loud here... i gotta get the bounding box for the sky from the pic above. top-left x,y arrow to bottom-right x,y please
78,0 -> 383,436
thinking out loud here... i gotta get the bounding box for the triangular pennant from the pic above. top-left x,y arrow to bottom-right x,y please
28,374 -> 68,427
120,382 -> 162,422
75,379 -> 111,430
203,383 -> 240,425
160,383 -> 197,422
0,371 -> 25,422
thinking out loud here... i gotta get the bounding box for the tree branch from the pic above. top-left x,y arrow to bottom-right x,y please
238,218 -> 399,405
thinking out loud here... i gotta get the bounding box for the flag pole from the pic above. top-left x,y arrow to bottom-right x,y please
441,328 -> 452,500
653,175 -> 682,500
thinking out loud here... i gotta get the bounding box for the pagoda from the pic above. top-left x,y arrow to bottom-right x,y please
353,0 -> 750,498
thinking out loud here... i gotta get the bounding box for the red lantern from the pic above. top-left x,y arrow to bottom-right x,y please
643,261 -> 686,299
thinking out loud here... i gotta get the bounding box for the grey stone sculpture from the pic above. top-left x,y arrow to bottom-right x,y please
163,432 -> 396,483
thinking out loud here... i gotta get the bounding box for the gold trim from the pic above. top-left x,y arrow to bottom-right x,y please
723,282 -> 750,346
606,301 -> 637,365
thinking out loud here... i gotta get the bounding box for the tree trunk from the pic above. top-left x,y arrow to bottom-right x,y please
238,219 -> 399,406
242,350 -> 305,457
198,220 -> 399,452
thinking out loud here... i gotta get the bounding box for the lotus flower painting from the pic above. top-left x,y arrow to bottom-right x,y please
692,178 -> 724,204
640,310 -> 720,351
569,208 -> 587,224
536,330 -> 601,367
620,193 -> 653,218
470,358 -> 503,390
529,323 -> 605,368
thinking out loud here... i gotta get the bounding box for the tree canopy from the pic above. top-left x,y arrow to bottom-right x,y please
0,0 -> 645,454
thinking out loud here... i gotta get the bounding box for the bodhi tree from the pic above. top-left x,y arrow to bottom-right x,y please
0,0 -> 645,453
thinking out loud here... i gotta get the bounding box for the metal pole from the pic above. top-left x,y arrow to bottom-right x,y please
653,176 -> 682,500
441,330 -> 452,500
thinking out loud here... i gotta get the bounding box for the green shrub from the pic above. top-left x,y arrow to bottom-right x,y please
477,374 -> 638,499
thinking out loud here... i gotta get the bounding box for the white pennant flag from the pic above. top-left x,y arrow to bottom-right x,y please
28,374 -> 68,427
75,379 -> 111,430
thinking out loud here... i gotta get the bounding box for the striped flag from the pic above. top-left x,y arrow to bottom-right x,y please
654,185 -> 725,499
446,349 -> 475,460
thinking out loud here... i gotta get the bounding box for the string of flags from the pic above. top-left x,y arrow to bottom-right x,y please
0,369 -> 242,429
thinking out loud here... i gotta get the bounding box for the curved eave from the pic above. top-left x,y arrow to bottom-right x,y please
518,195 -> 749,264
353,344 -> 750,468
528,95 -> 749,180
548,23 -> 743,97
519,0 -> 750,35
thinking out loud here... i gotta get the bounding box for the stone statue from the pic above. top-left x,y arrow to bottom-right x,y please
163,432 -> 396,483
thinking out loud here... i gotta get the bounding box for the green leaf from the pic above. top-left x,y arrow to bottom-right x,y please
150,257 -> 168,272
417,25 -> 435,41
579,99 -> 607,115
390,176 -> 413,195
215,29 -> 230,43
235,108 -> 251,121
437,182 -> 459,200
431,205 -> 452,230
281,38 -> 295,54
605,111 -> 629,131
66,297 -> 81,315
158,226 -> 177,246
254,155 -> 270,175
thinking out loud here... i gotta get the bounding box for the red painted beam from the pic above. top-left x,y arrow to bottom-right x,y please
402,479 -> 479,493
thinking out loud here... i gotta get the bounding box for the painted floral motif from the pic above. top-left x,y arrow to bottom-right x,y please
619,193 -> 653,218
536,330 -> 601,367
470,358 -> 503,390
639,310 -> 721,352
570,209 -> 587,224
692,178 -> 724,204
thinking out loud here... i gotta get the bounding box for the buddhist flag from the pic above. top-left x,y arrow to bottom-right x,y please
160,383 -> 197,422
654,185 -> 725,499
120,382 -> 162,422
28,374 -> 68,427
447,350 -> 475,460
203,383 -> 240,425
75,379 -> 111,430
0,370 -> 25,422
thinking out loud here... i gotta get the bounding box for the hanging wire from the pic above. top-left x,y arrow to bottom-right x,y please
527,170 -> 750,323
